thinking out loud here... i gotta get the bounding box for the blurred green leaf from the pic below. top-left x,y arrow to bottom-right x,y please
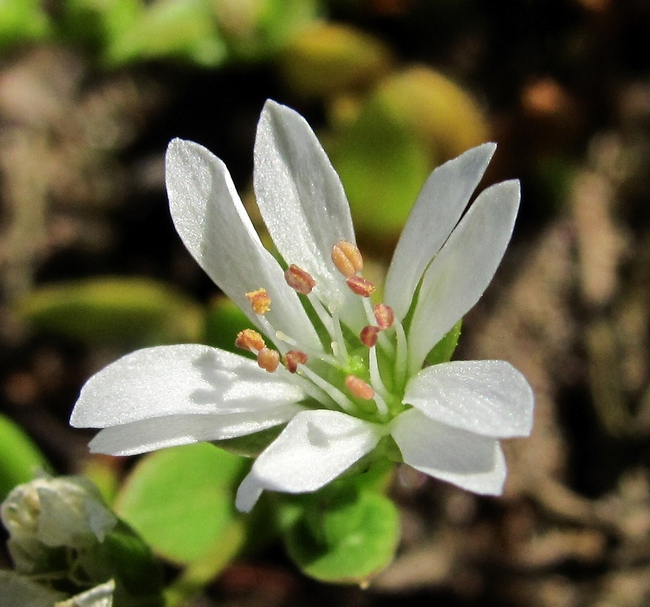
284,482 -> 400,583
375,67 -> 491,163
58,0 -> 142,50
279,23 -> 392,97
115,443 -> 245,564
0,414 -> 50,500
17,277 -> 203,346
0,0 -> 51,52
329,95 -> 431,239
104,0 -> 227,66
204,296 -> 252,354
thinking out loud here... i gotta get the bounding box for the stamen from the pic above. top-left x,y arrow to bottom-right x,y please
257,348 -> 280,373
276,331 -> 340,367
245,288 -> 271,314
329,305 -> 349,362
369,347 -> 389,402
346,275 -> 375,297
331,240 -> 363,277
307,294 -> 335,336
345,375 -> 375,400
363,298 -> 394,355
360,326 -> 380,348
285,264 -> 316,294
284,350 -> 308,373
374,303 -> 394,329
235,329 -> 266,352
298,366 -> 357,413
372,391 -> 389,417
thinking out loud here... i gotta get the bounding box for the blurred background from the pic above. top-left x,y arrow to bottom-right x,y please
2,0 -> 650,605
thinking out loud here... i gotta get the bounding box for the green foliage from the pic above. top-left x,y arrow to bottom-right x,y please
282,477 -> 400,583
17,277 -> 203,346
114,443 -> 246,565
0,0 -> 323,67
0,414 -> 50,500
329,94 -> 431,239
0,0 -> 50,52
204,296 -> 252,355
279,23 -> 392,97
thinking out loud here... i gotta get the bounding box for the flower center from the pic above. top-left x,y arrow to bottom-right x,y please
236,241 -> 410,424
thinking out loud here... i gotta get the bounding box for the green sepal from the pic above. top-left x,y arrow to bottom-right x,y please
114,443 -> 245,565
425,319 -> 462,366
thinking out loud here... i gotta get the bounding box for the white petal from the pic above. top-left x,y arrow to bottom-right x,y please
385,143 -> 496,320
235,472 -> 264,512
253,101 -> 366,330
87,407 -> 300,456
250,409 -> 381,494
407,180 -> 520,372
404,360 -> 534,437
166,138 -> 320,348
70,344 -> 304,428
391,409 -> 507,495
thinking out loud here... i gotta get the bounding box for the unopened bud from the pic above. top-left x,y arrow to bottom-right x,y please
245,288 -> 271,315
346,275 -> 375,297
285,264 -> 316,294
360,326 -> 380,347
257,348 -> 280,373
235,329 -> 266,352
331,240 -> 363,277
373,303 -> 394,329
284,350 -> 308,373
345,376 -> 375,400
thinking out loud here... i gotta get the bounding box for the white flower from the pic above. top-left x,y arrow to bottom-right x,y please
70,100 -> 534,512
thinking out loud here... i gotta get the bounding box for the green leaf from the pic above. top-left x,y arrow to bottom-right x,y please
329,94 -> 431,239
16,277 -> 203,346
425,319 -> 462,366
115,443 -> 245,564
278,23 -> 392,97
203,296 -> 252,354
284,483 -> 400,583
0,0 -> 51,53
0,414 -> 50,500
375,67 -> 491,163
105,0 -> 227,67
